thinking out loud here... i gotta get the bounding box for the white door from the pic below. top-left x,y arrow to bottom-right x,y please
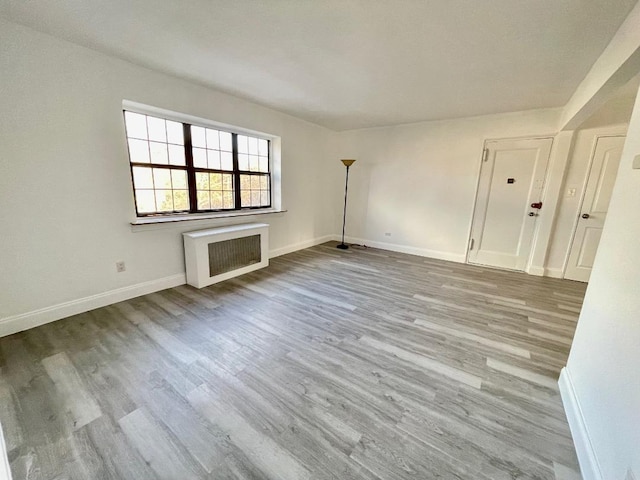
469,137 -> 553,271
565,135 -> 625,282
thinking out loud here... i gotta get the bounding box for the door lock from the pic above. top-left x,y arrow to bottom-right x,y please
582,213 -> 590,219
528,212 -> 537,217
530,202 -> 543,209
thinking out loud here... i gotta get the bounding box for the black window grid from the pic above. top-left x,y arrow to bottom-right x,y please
124,111 -> 272,216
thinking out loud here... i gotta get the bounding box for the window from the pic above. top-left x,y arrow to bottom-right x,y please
124,110 -> 271,216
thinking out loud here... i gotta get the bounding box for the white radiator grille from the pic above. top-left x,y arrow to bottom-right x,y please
208,234 -> 262,277
183,223 -> 269,288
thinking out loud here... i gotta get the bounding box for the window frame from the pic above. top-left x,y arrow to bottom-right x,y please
123,104 -> 273,218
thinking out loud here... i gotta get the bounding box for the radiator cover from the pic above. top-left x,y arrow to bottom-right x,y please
183,223 -> 269,288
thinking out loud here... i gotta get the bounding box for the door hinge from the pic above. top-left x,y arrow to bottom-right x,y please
469,238 -> 475,251
482,148 -> 489,162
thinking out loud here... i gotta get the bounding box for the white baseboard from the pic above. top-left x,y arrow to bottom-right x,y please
342,235 -> 466,263
558,367 -> 603,480
528,265 -> 545,276
0,422 -> 11,480
0,232 -> 557,338
0,233 -> 461,338
269,234 -> 334,258
0,234 -> 336,338
527,265 -> 564,278
545,267 -> 564,279
0,274 -> 186,338
529,266 -> 564,278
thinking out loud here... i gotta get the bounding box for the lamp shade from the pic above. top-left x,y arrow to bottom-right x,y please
341,159 -> 356,167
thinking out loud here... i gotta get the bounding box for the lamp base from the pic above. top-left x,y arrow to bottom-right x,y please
336,243 -> 349,250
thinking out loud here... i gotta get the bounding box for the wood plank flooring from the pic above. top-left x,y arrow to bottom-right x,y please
0,242 -> 586,479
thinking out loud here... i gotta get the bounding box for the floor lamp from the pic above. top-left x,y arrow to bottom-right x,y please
337,159 -> 356,249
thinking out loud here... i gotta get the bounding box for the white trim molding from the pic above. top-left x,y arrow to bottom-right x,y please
0,274 -> 186,338
528,265 -> 545,277
0,234 -> 337,338
558,367 -> 603,480
0,422 -> 11,480
544,267 -> 564,279
529,266 -> 564,278
0,233 -> 568,339
343,236 -> 467,263
131,209 -> 287,228
269,235 -> 335,258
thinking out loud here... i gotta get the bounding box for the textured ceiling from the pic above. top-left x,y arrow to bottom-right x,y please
1,0 -> 637,130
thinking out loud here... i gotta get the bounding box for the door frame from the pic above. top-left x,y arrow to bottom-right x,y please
465,134 -> 556,272
561,133 -> 627,279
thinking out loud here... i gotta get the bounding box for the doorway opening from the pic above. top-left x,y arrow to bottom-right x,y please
560,75 -> 640,282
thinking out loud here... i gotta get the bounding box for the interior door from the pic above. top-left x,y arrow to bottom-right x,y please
468,137 -> 553,271
565,135 -> 625,282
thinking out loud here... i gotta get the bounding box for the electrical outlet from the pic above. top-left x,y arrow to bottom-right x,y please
384,232 -> 391,237
116,261 -> 126,273
567,188 -> 576,197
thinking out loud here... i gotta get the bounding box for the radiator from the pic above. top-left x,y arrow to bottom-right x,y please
183,223 -> 269,288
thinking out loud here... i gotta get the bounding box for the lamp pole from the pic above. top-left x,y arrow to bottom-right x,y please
337,159 -> 356,249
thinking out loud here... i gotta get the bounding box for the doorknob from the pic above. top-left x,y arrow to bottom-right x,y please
582,213 -> 590,219
528,212 -> 537,217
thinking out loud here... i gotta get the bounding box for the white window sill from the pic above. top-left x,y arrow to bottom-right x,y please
130,209 -> 286,232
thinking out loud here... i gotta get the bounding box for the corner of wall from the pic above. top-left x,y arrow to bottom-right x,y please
0,422 -> 11,480
558,367 -> 604,480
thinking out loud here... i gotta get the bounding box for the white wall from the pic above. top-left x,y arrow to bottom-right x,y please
563,83 -> 640,479
560,1 -> 640,130
329,109 -> 562,262
0,21 -> 335,329
579,91 -> 637,130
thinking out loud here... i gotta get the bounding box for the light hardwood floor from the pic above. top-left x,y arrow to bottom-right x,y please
0,242 -> 586,480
